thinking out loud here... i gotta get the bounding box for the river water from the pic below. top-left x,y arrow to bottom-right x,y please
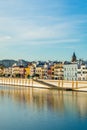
0,85 -> 87,130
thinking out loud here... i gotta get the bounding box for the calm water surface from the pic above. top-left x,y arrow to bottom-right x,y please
0,85 -> 87,130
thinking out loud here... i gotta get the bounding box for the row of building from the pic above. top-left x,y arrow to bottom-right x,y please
0,53 -> 87,81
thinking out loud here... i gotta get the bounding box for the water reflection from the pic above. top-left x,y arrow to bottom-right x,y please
0,86 -> 87,119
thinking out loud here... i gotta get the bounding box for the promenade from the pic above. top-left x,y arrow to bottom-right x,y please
38,79 -> 87,92
0,78 -> 87,92
0,78 -> 50,89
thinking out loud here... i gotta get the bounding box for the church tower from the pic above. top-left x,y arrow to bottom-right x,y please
71,52 -> 77,62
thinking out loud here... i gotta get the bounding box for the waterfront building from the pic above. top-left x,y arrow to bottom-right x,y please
35,63 -> 48,79
47,66 -> 52,79
77,64 -> 87,80
50,65 -> 54,79
28,63 -> 35,77
0,64 -> 4,76
0,68 -> 4,77
64,63 -> 78,80
63,52 -> 78,81
12,63 -> 25,78
19,66 -> 25,78
54,63 -> 64,80
35,66 -> 43,79
4,67 -> 12,77
42,68 -> 48,79
42,63 -> 48,79
12,63 -> 20,77
32,62 -> 37,68
25,67 -> 30,78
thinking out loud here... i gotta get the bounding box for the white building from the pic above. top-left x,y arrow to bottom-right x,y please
77,64 -> 87,81
4,67 -> 12,77
64,63 -> 78,80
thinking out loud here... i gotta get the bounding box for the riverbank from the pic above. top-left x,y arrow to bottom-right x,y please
0,78 -> 50,89
0,78 -> 87,92
38,79 -> 87,92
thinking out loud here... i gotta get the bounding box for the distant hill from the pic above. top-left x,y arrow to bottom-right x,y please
0,59 -> 29,67
17,59 -> 28,67
0,60 -> 17,67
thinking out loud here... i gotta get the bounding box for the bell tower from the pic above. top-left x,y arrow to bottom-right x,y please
71,52 -> 77,62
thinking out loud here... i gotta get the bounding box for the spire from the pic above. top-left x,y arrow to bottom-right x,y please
71,52 -> 77,62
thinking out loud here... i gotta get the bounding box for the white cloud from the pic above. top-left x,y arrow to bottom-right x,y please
0,14 -> 86,46
18,21 -> 80,41
0,35 -> 12,42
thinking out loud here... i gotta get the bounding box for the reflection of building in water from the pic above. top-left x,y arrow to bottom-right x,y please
32,89 -> 65,112
0,87 -> 65,113
76,93 -> 87,117
62,91 -> 87,118
62,91 -> 79,112
0,87 -> 87,117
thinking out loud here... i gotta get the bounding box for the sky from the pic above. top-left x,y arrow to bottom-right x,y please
0,0 -> 87,61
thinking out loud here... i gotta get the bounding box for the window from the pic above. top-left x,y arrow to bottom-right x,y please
78,72 -> 81,74
64,68 -> 66,71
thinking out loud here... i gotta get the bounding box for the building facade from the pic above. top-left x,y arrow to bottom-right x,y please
35,67 -> 43,79
77,64 -> 87,80
64,63 -> 78,80
4,67 -> 12,77
54,63 -> 64,80
12,64 -> 25,78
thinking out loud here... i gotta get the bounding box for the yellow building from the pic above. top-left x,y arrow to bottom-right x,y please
25,67 -> 30,78
25,63 -> 35,78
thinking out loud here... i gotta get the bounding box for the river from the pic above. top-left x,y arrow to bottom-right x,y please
0,85 -> 87,130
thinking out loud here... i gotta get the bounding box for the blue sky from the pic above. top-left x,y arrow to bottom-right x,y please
0,0 -> 87,61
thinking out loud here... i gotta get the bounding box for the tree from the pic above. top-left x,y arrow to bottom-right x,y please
33,74 -> 40,79
27,75 -> 30,79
